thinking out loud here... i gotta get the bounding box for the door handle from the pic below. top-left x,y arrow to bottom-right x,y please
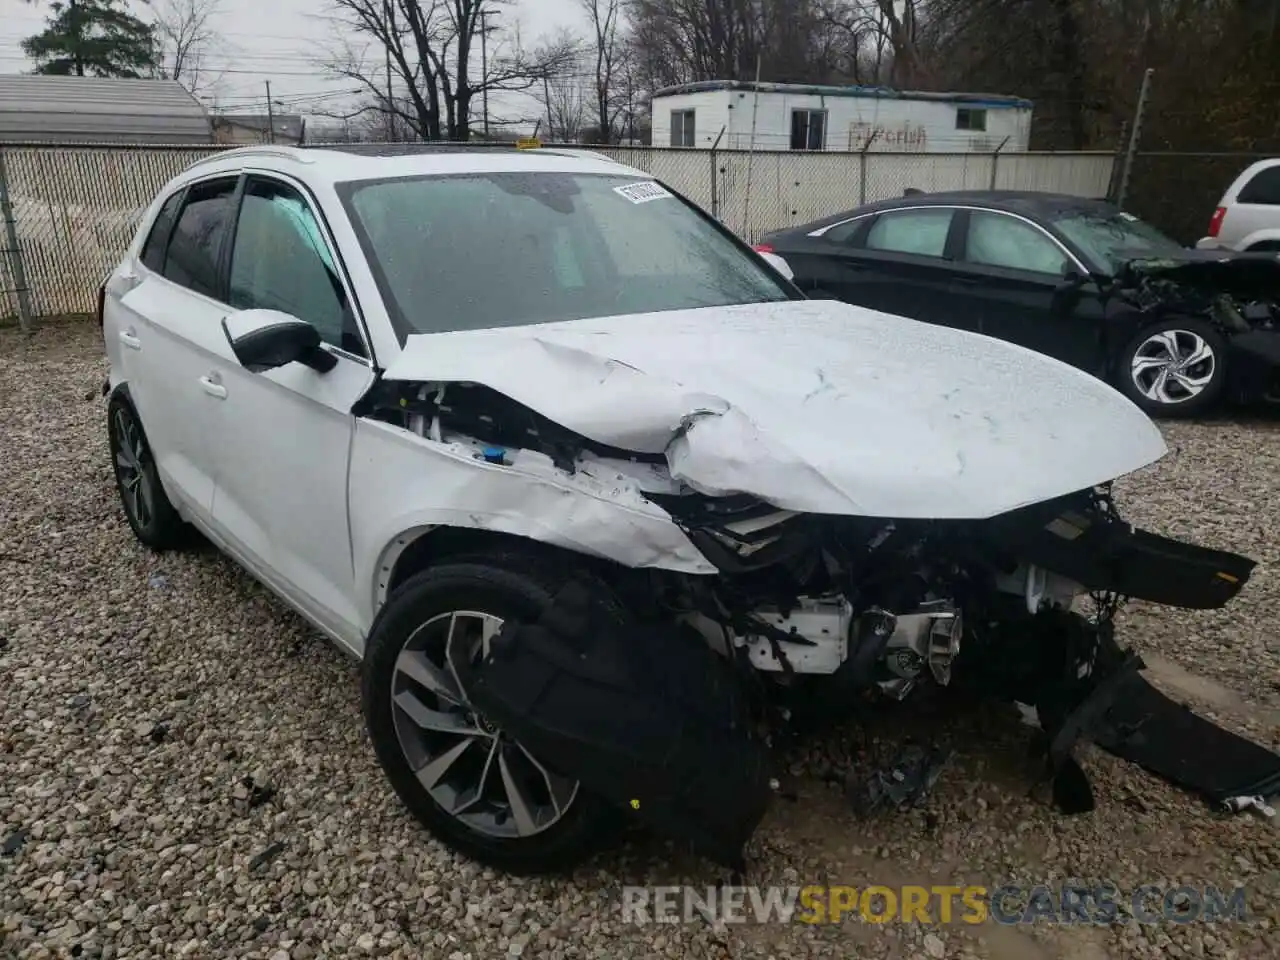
118,329 -> 142,350
199,374 -> 227,400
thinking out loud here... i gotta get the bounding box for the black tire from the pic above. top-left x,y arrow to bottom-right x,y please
361,554 -> 618,875
1114,316 -> 1227,418
107,393 -> 187,550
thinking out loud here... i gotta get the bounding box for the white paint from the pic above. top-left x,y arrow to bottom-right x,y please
102,143 -> 1160,664
384,299 -> 1167,520
651,85 -> 1032,154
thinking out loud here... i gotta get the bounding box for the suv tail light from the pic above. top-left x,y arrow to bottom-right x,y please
753,243 -> 775,254
1208,206 -> 1227,238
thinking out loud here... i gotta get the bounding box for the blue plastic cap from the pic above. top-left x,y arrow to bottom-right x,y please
482,446 -> 507,464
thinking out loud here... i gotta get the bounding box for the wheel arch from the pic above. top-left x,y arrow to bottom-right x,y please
371,525 -> 623,618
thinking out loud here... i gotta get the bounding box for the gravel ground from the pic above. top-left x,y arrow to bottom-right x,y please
3,318 -> 1280,960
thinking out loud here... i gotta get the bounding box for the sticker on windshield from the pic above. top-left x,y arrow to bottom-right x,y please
615,181 -> 672,204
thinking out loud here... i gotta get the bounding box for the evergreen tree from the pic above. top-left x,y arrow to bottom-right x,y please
22,0 -> 160,78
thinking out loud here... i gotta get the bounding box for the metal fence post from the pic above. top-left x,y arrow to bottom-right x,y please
858,130 -> 879,205
1117,68 -> 1153,210
989,136 -> 1011,190
710,125 -> 725,221
0,148 -> 34,333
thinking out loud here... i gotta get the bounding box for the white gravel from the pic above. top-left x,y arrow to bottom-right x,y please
3,319 -> 1280,959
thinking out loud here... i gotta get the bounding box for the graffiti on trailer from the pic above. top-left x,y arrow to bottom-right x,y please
849,122 -> 928,151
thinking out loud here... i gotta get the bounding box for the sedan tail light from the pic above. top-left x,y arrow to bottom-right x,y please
752,243 -> 775,254
1208,206 -> 1227,238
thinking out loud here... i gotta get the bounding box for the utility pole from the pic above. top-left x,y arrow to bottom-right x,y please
1116,68 -> 1153,209
265,80 -> 276,145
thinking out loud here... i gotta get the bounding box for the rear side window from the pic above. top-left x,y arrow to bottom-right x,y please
865,208 -> 954,258
1238,167 -> 1280,205
163,177 -> 239,298
140,191 -> 184,273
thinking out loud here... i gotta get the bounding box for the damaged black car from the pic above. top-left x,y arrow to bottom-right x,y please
758,191 -> 1280,416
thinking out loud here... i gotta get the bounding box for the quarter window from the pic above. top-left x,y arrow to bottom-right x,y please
228,178 -> 361,356
1238,167 -> 1280,205
864,208 -> 954,258
162,177 -> 238,298
140,191 -> 184,273
965,211 -> 1069,275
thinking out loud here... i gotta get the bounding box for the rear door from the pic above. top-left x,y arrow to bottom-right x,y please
785,207 -> 972,330
947,209 -> 1107,372
109,175 -> 242,524
848,207 -> 976,329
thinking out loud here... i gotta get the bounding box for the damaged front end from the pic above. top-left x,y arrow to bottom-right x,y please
359,370 -> 1273,873
1114,253 -> 1280,401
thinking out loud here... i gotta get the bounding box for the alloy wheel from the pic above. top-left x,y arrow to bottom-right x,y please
113,406 -> 156,530
389,611 -> 579,839
1130,329 -> 1216,405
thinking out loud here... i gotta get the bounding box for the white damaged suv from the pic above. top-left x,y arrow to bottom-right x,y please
101,144 -> 1261,875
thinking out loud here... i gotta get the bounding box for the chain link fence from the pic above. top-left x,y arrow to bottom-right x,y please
1121,152 -> 1274,246
1,141 -> 1116,327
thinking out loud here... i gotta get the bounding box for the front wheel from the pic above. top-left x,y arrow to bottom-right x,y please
360,557 -> 617,874
1115,318 -> 1227,417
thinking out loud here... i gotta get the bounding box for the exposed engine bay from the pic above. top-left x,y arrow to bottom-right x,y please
359,375 -> 1276,872
1113,254 -> 1280,335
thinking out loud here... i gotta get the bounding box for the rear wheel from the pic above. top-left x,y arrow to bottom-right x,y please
107,394 -> 186,549
361,556 -> 617,874
1115,317 -> 1227,417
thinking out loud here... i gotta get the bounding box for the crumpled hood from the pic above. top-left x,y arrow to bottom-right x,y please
382,300 -> 1167,519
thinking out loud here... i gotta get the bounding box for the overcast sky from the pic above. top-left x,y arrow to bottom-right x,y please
1,0 -> 587,131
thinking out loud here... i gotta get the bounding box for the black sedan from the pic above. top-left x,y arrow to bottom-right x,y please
757,191 -> 1280,417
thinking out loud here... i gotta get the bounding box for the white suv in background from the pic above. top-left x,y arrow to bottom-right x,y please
1197,158 -> 1280,252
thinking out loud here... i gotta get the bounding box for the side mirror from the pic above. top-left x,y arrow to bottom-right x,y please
221,309 -> 337,374
758,250 -> 795,281
1051,269 -> 1090,316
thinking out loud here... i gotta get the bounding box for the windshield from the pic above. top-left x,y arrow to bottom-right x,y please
1050,210 -> 1183,274
338,171 -> 793,337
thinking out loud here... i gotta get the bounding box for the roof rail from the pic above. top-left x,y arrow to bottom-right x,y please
185,145 -> 314,171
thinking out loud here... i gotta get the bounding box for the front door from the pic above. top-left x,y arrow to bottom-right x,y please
204,174 -> 376,645
948,209 -> 1107,373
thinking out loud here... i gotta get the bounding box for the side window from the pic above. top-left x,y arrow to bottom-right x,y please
1238,167 -> 1280,205
956,108 -> 987,132
140,190 -> 184,273
965,211 -> 1069,275
864,209 -> 954,258
228,177 -> 361,355
162,177 -> 238,298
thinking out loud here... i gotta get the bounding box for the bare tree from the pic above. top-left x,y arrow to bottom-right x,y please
147,0 -> 228,94
324,0 -> 580,141
532,28 -> 587,141
580,0 -> 624,144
